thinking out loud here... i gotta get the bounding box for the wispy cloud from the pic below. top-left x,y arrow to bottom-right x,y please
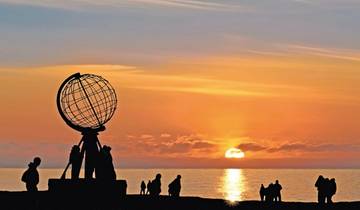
284,44 -> 360,62
0,0 -> 241,11
237,142 -> 360,153
131,0 -> 237,10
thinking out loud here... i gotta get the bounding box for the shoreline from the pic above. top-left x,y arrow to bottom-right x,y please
1,191 -> 360,210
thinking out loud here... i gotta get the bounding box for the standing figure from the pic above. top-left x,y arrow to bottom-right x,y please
104,145 -> 116,180
274,180 -> 282,202
266,183 -> 275,202
327,178 -> 337,203
146,180 -> 151,195
150,174 -> 162,196
140,181 -> 146,195
259,184 -> 266,202
168,175 -> 182,197
21,157 -> 41,192
315,175 -> 326,204
69,145 -> 83,179
83,132 -> 100,179
98,145 -> 116,180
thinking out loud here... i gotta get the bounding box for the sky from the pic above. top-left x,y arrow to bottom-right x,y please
0,0 -> 359,168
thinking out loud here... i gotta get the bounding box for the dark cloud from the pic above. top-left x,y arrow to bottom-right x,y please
236,142 -> 360,153
132,134 -> 217,154
192,141 -> 215,149
159,142 -> 192,153
236,143 -> 267,152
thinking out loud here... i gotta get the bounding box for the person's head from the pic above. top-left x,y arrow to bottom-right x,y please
156,173 -> 161,179
72,145 -> 80,152
261,184 -> 264,187
177,175 -> 181,179
275,180 -> 279,184
103,145 -> 111,152
33,157 -> 41,167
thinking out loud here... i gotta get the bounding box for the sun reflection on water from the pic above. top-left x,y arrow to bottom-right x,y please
221,169 -> 246,203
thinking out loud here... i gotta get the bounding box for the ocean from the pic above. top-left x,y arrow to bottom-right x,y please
0,168 -> 359,202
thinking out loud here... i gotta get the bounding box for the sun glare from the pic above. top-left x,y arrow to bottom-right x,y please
225,148 -> 245,159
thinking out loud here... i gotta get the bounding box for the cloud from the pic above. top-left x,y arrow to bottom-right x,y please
132,133 -> 217,155
159,142 -> 192,153
140,134 -> 154,139
192,141 -> 215,149
268,143 -> 360,153
0,0 -> 241,11
236,143 -> 267,152
160,133 -> 171,138
237,142 -> 360,153
284,44 -> 360,62
129,0 -> 241,11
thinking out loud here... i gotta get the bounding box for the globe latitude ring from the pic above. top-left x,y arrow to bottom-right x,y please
56,72 -> 117,133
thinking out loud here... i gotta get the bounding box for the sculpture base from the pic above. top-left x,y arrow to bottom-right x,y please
48,179 -> 127,198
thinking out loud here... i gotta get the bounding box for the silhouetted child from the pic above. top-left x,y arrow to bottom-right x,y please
140,181 -> 146,195
69,145 -> 82,179
168,175 -> 181,197
274,180 -> 282,202
21,157 -> 41,192
146,180 -> 151,195
315,175 -> 326,204
259,184 -> 265,202
150,173 -> 162,196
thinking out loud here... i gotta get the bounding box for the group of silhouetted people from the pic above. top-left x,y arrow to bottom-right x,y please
69,144 -> 116,180
315,175 -> 337,204
259,180 -> 282,203
21,156 -> 338,204
140,174 -> 182,197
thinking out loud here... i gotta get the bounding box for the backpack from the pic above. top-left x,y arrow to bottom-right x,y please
21,169 -> 30,183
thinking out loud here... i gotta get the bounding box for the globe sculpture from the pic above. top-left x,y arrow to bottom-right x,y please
57,73 -> 117,179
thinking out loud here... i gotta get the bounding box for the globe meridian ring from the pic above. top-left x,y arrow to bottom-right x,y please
57,73 -> 117,132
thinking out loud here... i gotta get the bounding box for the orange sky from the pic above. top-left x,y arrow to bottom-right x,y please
1,0 -> 360,168
1,51 -> 359,168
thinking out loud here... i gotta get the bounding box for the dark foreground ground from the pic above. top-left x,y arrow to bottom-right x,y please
1,191 -> 360,210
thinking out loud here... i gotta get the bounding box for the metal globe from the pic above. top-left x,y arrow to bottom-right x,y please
57,73 -> 117,131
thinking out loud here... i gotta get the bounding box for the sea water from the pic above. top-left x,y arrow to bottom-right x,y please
0,168 -> 359,202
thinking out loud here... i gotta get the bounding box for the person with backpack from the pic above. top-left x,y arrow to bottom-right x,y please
21,157 -> 41,192
168,175 -> 182,197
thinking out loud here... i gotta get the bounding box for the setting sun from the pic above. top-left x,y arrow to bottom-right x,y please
225,148 -> 245,159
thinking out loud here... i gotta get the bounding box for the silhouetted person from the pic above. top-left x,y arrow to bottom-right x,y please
21,157 -> 41,192
266,183 -> 275,202
315,175 -> 326,204
98,145 -> 116,180
274,180 -> 282,202
146,180 -> 151,195
259,184 -> 265,202
69,145 -> 82,179
83,133 -> 100,179
327,178 -> 336,203
140,181 -> 146,195
168,175 -> 181,197
150,173 -> 162,196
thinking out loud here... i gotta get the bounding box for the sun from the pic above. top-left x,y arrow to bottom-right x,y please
225,148 -> 245,159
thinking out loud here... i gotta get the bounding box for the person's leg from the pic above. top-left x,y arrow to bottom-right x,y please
328,195 -> 333,203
